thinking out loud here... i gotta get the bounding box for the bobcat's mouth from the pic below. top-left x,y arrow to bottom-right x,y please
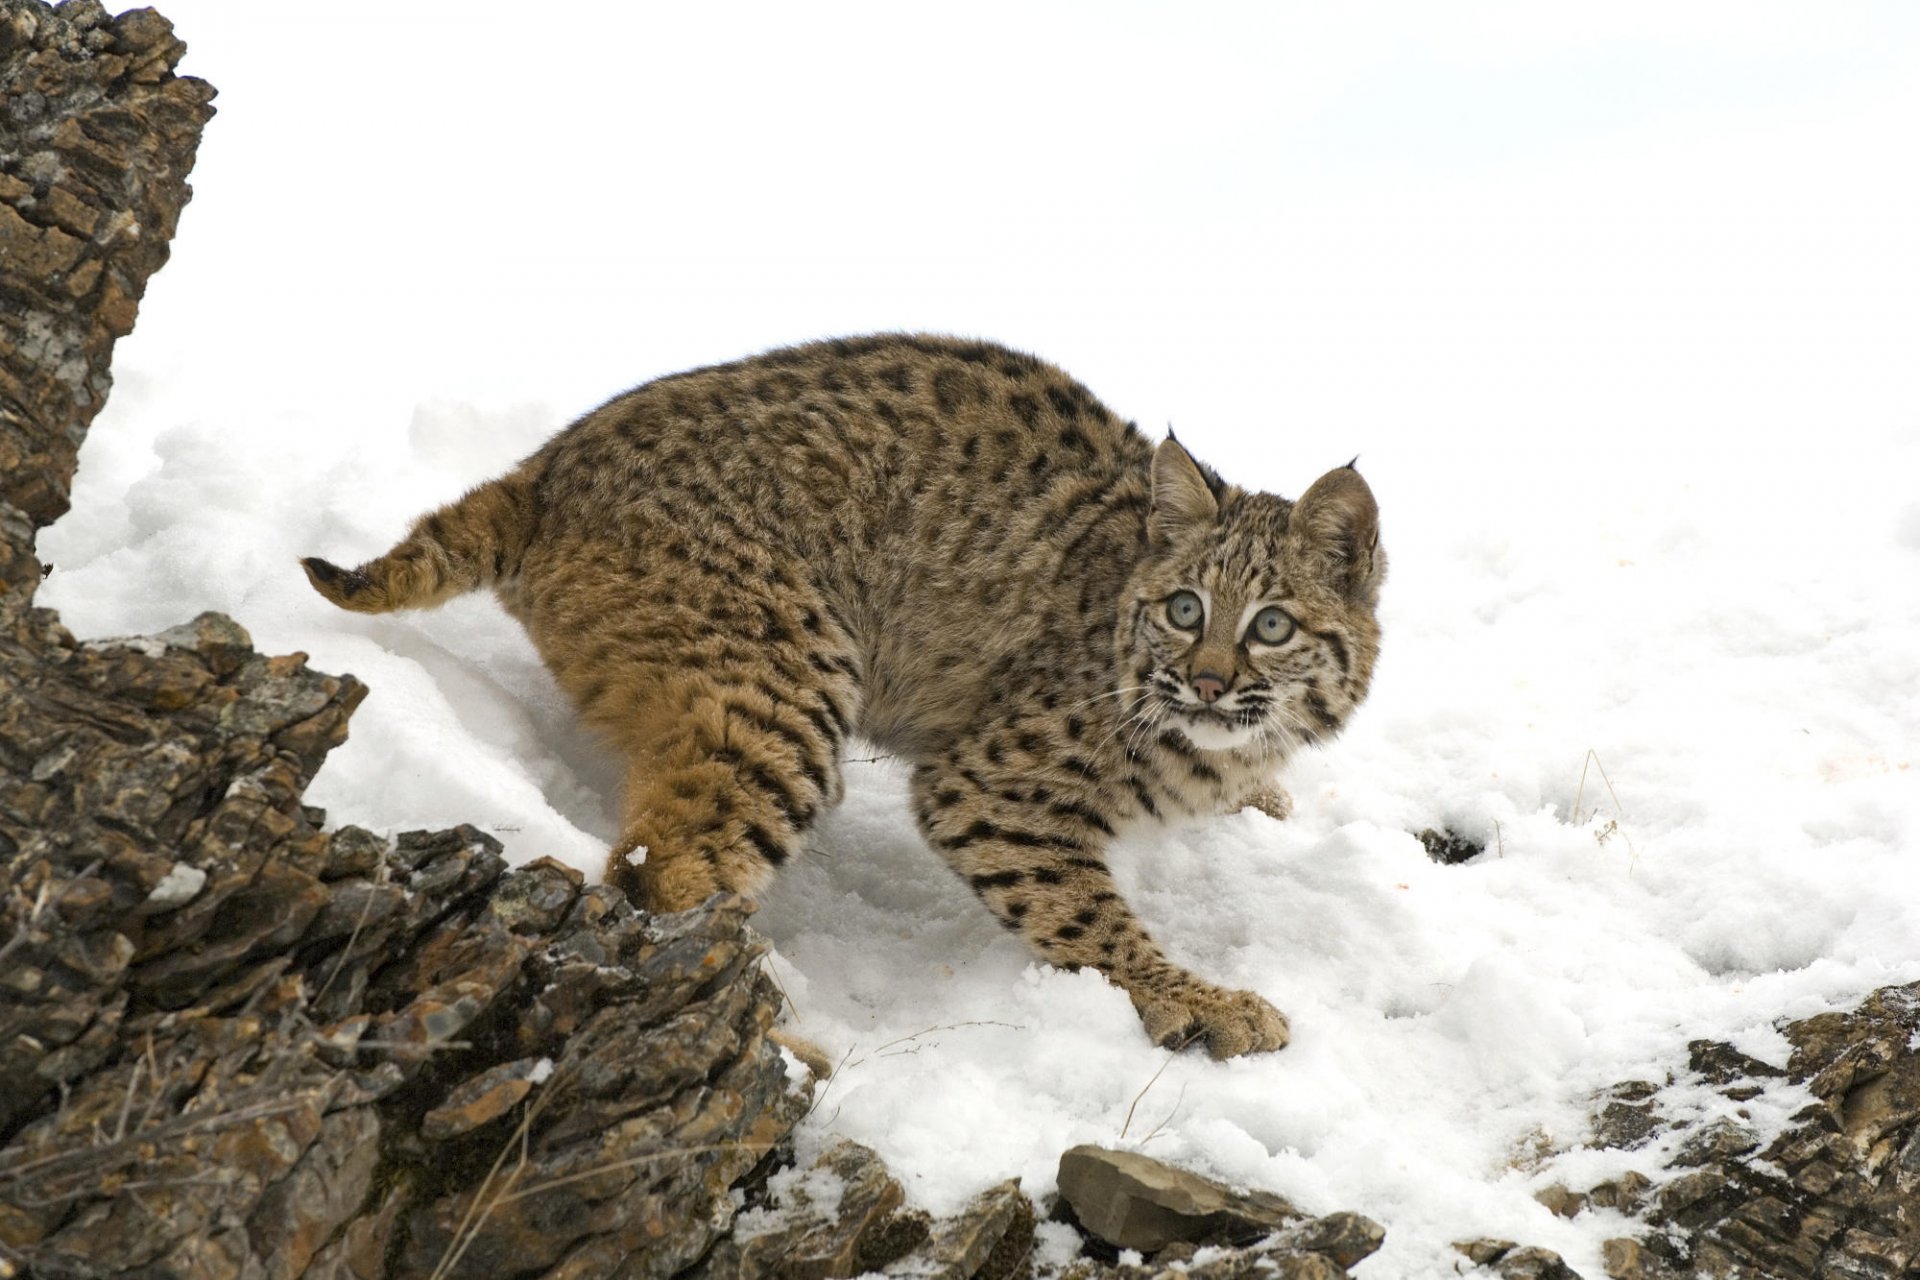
1165,702 -> 1265,752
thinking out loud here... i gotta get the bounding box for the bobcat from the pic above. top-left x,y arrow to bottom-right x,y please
303,335 -> 1383,1058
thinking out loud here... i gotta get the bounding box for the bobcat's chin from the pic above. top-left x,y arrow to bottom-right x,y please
1166,709 -> 1266,752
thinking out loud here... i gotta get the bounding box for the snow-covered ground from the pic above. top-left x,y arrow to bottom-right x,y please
38,5 -> 1920,1275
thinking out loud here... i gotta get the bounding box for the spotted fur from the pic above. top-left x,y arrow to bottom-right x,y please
303,334 -> 1384,1058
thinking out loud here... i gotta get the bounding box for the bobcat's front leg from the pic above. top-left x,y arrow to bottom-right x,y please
910,765 -> 1288,1059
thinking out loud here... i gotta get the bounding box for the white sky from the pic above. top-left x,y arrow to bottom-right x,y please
120,2 -> 1920,495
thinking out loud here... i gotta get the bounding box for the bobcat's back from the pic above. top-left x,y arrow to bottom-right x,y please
512,335 -> 1157,755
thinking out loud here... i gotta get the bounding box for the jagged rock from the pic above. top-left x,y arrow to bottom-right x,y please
883,1178 -> 1032,1280
1260,1212 -> 1385,1271
695,1139 -> 915,1279
1686,1040 -> 1783,1089
1591,1080 -> 1663,1150
1055,1145 -> 1301,1252
1574,981 -> 1920,1280
0,0 -> 215,586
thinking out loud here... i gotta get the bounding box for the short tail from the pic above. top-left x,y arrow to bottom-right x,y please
302,464 -> 537,614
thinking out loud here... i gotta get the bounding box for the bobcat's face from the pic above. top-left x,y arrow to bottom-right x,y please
1121,459 -> 1384,758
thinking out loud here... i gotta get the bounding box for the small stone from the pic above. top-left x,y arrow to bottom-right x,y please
1601,1237 -> 1669,1280
1587,1171 -> 1652,1214
1533,1183 -> 1587,1218
884,1179 -> 1032,1280
1653,1168 -> 1732,1224
1418,826 -> 1483,865
1593,1080 -> 1664,1150
151,610 -> 253,674
1267,1210 -> 1385,1269
320,824 -> 389,879
1455,1238 -> 1517,1265
1675,1118 -> 1758,1168
1688,1039 -> 1785,1087
1055,1145 -> 1300,1253
1840,1227 -> 1914,1273
1493,1245 -> 1583,1280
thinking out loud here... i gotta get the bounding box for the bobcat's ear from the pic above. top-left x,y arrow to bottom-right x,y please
1149,437 -> 1218,545
1288,464 -> 1384,605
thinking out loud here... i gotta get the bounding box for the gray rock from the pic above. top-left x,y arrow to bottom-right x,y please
696,1139 -> 913,1279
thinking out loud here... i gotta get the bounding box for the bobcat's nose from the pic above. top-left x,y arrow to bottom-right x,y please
1191,672 -> 1228,704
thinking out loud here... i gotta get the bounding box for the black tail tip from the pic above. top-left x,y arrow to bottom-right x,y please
301,556 -> 370,597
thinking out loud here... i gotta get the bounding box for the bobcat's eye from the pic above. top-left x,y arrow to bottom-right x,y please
1166,590 -> 1204,630
1248,606 -> 1294,646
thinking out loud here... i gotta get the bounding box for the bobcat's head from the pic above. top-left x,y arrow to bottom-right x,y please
1118,438 -> 1384,757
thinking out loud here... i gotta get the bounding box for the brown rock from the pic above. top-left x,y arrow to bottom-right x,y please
1586,1171 -> 1651,1214
1492,1245 -> 1583,1279
1599,1237 -> 1675,1280
1455,1238 -> 1517,1266
1673,1117 -> 1758,1169
1533,1183 -> 1588,1219
884,1178 -> 1032,1280
1055,1145 -> 1301,1252
1264,1211 -> 1385,1270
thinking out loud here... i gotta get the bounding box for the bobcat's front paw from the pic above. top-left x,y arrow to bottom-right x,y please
1134,977 -> 1290,1059
1235,784 -> 1293,821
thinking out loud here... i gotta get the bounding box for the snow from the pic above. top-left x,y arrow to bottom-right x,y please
141,861 -> 208,910
34,3 -> 1920,1276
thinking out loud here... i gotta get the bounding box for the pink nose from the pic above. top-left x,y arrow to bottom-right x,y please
1192,673 -> 1227,704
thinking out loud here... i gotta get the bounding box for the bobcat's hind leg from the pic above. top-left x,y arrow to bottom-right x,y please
520,546 -> 860,915
598,668 -> 853,913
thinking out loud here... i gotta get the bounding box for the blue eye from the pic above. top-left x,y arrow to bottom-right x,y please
1167,591 -> 1203,629
1249,606 -> 1294,645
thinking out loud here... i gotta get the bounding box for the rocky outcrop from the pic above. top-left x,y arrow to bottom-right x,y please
1527,982 -> 1920,1280
1,0 -> 213,592
1,5 -> 810,1277
0,583 -> 808,1278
